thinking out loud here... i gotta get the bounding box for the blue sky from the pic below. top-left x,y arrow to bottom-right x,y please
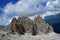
0,0 -> 18,8
0,0 -> 60,25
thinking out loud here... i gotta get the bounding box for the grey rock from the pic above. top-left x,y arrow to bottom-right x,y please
7,15 -> 54,35
18,16 -> 34,33
34,15 -> 53,34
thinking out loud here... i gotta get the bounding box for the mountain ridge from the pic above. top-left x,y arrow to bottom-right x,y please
6,15 -> 53,35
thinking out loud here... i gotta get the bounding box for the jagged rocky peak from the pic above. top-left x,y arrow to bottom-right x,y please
8,15 -> 54,35
18,16 -> 33,24
11,17 -> 18,24
9,17 -> 25,35
34,15 -> 45,23
9,17 -> 18,34
18,16 -> 34,33
6,17 -> 18,31
34,15 -> 53,34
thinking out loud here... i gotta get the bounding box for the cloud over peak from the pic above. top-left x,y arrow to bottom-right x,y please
0,0 -> 60,25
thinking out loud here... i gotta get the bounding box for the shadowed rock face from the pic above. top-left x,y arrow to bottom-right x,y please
8,15 -> 53,35
10,17 -> 25,35
15,24 -> 25,35
10,17 -> 18,34
18,16 -> 34,33
32,24 -> 37,35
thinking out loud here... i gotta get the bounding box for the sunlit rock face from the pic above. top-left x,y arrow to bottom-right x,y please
34,15 -> 53,34
8,15 -> 53,35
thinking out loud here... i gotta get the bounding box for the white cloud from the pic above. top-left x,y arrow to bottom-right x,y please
0,0 -> 60,25
0,16 -> 10,25
40,0 -> 60,19
3,0 -> 46,16
3,0 -> 60,17
1,0 -> 46,25
41,11 -> 60,19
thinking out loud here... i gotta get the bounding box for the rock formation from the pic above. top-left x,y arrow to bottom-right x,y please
32,24 -> 37,35
18,16 -> 34,33
15,24 -> 25,35
10,17 -> 18,34
8,15 -> 53,35
9,17 -> 25,35
34,15 -> 53,34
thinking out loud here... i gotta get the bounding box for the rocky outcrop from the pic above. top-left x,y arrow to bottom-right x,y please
9,17 -> 18,34
8,15 -> 53,35
32,24 -> 37,35
9,17 -> 25,35
34,15 -> 53,34
18,16 -> 34,33
15,24 -> 25,35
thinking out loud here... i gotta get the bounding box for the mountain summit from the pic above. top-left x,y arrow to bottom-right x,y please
7,15 -> 53,35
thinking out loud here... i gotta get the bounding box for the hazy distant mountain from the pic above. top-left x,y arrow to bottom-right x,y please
0,25 -> 5,31
52,23 -> 60,33
44,13 -> 60,25
44,14 -> 60,33
0,25 -> 4,27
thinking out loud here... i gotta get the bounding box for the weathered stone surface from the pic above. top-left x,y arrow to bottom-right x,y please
18,16 -> 34,33
8,15 -> 53,35
9,17 -> 26,35
32,24 -> 37,35
15,24 -> 25,35
10,17 -> 18,34
34,15 -> 53,34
